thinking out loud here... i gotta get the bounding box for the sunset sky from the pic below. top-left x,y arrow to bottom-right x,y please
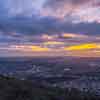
0,0 -> 100,57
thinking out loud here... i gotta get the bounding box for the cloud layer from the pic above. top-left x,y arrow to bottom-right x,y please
0,0 -> 99,57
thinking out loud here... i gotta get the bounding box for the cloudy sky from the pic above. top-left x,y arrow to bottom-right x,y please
0,0 -> 100,57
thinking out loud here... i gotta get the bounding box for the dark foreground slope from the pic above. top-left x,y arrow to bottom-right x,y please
0,75 -> 99,100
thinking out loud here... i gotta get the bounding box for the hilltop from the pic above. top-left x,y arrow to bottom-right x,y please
0,75 -> 99,100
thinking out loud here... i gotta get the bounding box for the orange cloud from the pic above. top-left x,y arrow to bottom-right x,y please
42,34 -> 54,40
10,45 -> 50,52
64,43 -> 98,51
43,41 -> 64,45
62,33 -> 88,38
64,43 -> 100,57
31,45 -> 50,52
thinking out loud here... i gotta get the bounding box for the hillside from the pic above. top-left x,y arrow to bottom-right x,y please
0,75 -> 99,100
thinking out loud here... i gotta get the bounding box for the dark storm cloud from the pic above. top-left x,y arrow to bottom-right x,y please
0,15 -> 100,36
0,0 -> 99,37
0,15 -> 62,35
60,22 -> 100,35
0,0 -> 99,36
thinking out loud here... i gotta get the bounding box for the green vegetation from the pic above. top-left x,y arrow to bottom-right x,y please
0,75 -> 99,100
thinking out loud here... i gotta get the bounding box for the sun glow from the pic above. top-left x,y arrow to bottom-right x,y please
65,43 -> 98,51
